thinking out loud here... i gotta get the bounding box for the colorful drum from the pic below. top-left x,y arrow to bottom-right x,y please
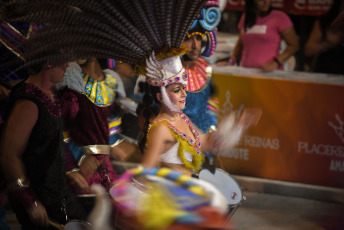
199,168 -> 245,220
64,220 -> 92,230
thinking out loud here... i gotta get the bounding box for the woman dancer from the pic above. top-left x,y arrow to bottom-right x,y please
138,52 -> 216,176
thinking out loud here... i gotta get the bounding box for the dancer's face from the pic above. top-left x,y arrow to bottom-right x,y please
183,34 -> 202,61
165,83 -> 187,110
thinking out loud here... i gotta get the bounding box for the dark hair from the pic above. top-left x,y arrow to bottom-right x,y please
98,58 -> 109,70
244,0 -> 272,31
25,43 -> 69,75
27,54 -> 68,75
136,82 -> 161,153
27,61 -> 46,75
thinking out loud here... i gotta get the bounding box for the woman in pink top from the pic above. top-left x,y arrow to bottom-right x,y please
217,0 -> 299,72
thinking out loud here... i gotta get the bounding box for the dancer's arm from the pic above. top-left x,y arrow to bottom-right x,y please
141,122 -> 172,168
0,100 -> 49,227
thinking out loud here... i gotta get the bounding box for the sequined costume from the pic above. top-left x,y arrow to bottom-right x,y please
148,113 -> 205,173
183,57 -> 217,133
58,62 -> 125,194
6,82 -> 85,228
182,1 -> 221,133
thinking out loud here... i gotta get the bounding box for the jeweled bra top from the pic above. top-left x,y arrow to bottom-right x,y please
147,112 -> 205,172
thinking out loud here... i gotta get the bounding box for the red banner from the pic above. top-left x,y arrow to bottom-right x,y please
291,0 -> 332,15
225,0 -> 332,15
225,0 -> 245,11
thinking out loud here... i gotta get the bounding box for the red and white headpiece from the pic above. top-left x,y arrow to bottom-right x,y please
144,51 -> 188,88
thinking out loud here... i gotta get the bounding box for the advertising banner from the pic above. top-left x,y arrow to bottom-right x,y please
213,72 -> 344,188
225,0 -> 287,11
291,0 -> 333,15
225,0 -> 332,16
225,0 -> 245,11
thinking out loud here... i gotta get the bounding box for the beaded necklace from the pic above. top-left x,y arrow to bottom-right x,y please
149,112 -> 204,172
83,72 -> 116,106
185,57 -> 212,92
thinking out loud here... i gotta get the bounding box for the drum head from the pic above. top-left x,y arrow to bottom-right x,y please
199,168 -> 242,205
64,220 -> 91,230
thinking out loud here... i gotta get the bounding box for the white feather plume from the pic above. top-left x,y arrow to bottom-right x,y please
56,62 -> 85,93
87,185 -> 112,230
146,51 -> 166,81
161,86 -> 180,112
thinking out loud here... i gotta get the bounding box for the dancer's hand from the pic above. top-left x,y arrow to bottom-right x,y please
210,108 -> 262,153
66,171 -> 89,191
110,145 -> 127,161
27,201 -> 49,227
80,155 -> 101,180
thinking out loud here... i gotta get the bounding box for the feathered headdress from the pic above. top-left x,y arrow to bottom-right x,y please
145,51 -> 188,87
0,22 -> 37,80
187,0 -> 221,57
1,0 -> 207,71
1,0 -> 208,112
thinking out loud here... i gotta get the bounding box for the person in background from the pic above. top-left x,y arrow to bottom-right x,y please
0,52 -> 86,229
0,20 -> 38,230
304,0 -> 344,74
114,61 -> 136,98
217,0 -> 299,72
182,0 -> 221,134
57,58 -> 132,198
